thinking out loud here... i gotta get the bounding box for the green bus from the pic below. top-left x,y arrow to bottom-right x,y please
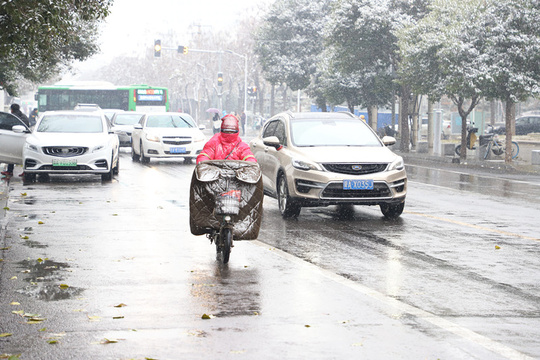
36,82 -> 169,113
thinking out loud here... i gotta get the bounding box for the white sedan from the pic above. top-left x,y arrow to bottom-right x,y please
131,112 -> 207,164
22,110 -> 120,182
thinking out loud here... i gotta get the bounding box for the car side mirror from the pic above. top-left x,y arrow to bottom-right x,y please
133,124 -> 143,130
381,136 -> 396,146
12,125 -> 30,133
263,136 -> 281,149
199,124 -> 206,130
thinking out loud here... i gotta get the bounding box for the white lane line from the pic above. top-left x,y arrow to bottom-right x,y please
251,240 -> 534,360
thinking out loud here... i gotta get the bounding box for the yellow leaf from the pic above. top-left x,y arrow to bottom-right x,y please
100,338 -> 119,344
112,214 -> 118,216
113,316 -> 124,319
114,303 -> 127,308
1,246 -> 10,250
495,245 -> 501,250
20,235 -> 29,240
20,193 -> 27,196
37,258 -> 44,263
38,221 -> 44,225
10,276 -> 17,280
3,206 -> 9,210
88,315 -> 101,322
201,313 -> 215,319
12,310 -> 24,315
47,340 -> 58,344
304,325 -> 311,328
39,328 -> 47,332
10,302 -> 20,306
59,284 -> 69,289
0,333 -> 13,337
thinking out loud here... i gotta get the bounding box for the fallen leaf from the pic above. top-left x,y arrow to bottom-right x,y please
59,284 -> 69,289
88,315 -> 101,322
12,310 -> 24,315
1,247 -> 10,250
20,193 -> 27,196
113,316 -> 124,319
10,276 -> 17,280
3,206 -> 9,210
39,328 -> 47,332
47,340 -> 58,344
0,333 -> 13,337
20,235 -> 29,240
112,214 -> 118,216
495,245 -> 501,250
10,302 -> 20,306
100,338 -> 119,344
201,314 -> 215,319
304,325 -> 311,328
38,221 -> 44,225
114,303 -> 127,308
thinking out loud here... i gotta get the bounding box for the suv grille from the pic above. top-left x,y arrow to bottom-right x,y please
322,163 -> 387,175
162,136 -> 192,145
321,182 -> 391,199
42,147 -> 88,157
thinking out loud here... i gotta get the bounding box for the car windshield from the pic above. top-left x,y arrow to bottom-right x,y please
146,114 -> 195,128
37,115 -> 104,133
291,118 -> 382,147
114,114 -> 143,125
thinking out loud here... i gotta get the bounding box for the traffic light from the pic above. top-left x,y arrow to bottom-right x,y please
178,45 -> 188,54
183,46 -> 188,55
154,39 -> 162,58
217,72 -> 223,87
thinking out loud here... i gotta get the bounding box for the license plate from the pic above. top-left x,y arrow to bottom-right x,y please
52,159 -> 77,167
170,147 -> 186,154
343,179 -> 373,190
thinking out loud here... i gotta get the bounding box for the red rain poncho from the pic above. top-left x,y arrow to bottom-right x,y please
196,132 -> 256,163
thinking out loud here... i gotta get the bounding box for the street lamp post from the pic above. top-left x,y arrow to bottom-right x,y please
225,50 -> 248,116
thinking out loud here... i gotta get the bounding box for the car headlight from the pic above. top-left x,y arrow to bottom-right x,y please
146,133 -> 160,142
92,144 -> 106,153
292,158 -> 322,171
388,156 -> 404,171
25,143 -> 38,152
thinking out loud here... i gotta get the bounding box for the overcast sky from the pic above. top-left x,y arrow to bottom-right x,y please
94,0 -> 269,60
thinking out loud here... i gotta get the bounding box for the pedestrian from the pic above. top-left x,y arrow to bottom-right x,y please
1,104 -> 30,177
29,108 -> 38,127
240,111 -> 246,136
212,112 -> 221,134
197,114 -> 256,164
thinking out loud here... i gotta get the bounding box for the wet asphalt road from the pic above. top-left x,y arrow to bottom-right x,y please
1,150 -> 539,360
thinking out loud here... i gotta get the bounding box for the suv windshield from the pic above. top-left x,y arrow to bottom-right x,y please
37,115 -> 104,133
291,119 -> 381,147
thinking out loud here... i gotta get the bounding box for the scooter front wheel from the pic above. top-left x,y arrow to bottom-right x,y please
220,228 -> 232,264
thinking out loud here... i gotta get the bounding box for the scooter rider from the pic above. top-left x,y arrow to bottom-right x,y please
196,114 -> 257,164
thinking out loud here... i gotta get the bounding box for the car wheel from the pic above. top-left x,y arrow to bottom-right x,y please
131,145 -> 140,161
184,157 -> 193,164
380,202 -> 405,219
23,173 -> 36,184
140,141 -> 150,164
337,203 -> 355,219
277,174 -> 301,218
37,173 -> 50,183
101,155 -> 114,181
113,154 -> 120,175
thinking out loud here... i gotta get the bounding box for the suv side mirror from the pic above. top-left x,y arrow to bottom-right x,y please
381,136 -> 396,146
263,136 -> 281,149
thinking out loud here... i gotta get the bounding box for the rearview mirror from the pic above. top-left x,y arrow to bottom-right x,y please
381,136 -> 396,146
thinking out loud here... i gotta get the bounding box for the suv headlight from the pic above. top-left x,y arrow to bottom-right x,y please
388,156 -> 404,171
92,144 -> 106,153
292,158 -> 322,171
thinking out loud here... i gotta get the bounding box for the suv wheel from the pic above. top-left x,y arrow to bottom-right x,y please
380,202 -> 405,219
277,174 -> 301,218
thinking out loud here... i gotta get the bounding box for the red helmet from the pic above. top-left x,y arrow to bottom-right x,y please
221,114 -> 239,133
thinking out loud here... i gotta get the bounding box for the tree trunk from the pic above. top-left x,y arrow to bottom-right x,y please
270,84 -> 275,117
504,98 -> 515,164
368,105 -> 378,131
399,85 -> 410,152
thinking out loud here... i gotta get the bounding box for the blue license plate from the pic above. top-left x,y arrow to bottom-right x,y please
170,147 -> 186,154
343,179 -> 374,190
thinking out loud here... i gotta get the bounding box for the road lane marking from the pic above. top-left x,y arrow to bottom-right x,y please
252,240 -> 535,360
405,211 -> 540,242
406,164 -> 540,187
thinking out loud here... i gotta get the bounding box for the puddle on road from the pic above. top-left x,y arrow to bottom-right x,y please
15,259 -> 83,301
190,266 -> 261,318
